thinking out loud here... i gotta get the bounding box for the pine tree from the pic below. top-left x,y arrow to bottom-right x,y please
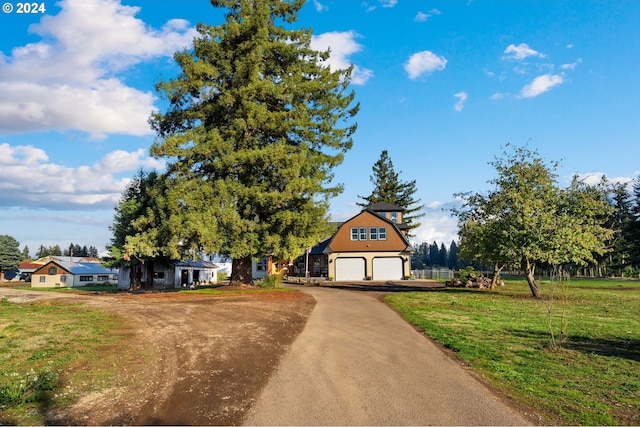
628,178 -> 640,269
0,235 -> 22,282
125,0 -> 359,285
357,150 -> 424,236
35,245 -> 49,258
606,183 -> 634,275
428,241 -> 440,267
448,240 -> 459,270
21,245 -> 30,259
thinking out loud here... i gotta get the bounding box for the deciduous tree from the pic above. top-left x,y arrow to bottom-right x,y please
125,0 -> 358,285
454,145 -> 613,297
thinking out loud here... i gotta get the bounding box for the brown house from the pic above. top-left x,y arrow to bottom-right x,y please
302,202 -> 415,281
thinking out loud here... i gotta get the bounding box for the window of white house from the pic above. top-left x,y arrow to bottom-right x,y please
351,227 -> 359,241
60,275 -> 67,282
390,212 -> 398,223
153,272 -> 165,279
39,276 -> 46,283
257,258 -> 268,271
379,227 -> 387,240
98,275 -> 109,281
79,276 -> 94,282
370,227 -> 378,240
48,266 -> 57,275
112,275 -> 118,281
359,227 -> 367,240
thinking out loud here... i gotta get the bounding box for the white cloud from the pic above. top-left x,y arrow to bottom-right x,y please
453,91 -> 468,112
311,31 -> 373,85
503,43 -> 546,61
561,58 -> 583,70
415,9 -> 441,22
312,0 -> 327,12
413,203 -> 460,246
0,143 -> 165,209
404,50 -> 447,80
520,74 -> 564,98
0,0 -> 197,139
380,0 -> 397,7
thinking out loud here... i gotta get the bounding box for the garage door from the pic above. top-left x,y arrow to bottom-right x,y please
335,258 -> 366,281
372,257 -> 403,281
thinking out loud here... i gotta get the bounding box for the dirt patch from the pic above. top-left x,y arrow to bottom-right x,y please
0,288 -> 316,426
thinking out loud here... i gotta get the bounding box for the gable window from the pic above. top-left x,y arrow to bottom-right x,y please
359,227 -> 368,240
48,266 -> 57,275
370,227 -> 378,240
351,227 -> 359,241
390,212 -> 398,223
378,227 -> 387,240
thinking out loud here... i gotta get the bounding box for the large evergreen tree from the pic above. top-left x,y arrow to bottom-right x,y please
357,150 -> 424,235
605,183 -> 634,276
628,178 -> 640,269
0,235 -> 22,282
125,0 -> 358,285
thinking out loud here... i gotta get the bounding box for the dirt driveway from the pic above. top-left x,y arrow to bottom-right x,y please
0,287 -> 315,426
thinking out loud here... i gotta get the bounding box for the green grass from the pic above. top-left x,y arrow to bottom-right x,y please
0,298 -> 131,425
385,278 -> 640,426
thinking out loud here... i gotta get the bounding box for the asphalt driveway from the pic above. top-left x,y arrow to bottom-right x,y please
243,285 -> 532,426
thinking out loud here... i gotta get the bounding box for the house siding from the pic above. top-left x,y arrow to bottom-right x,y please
329,211 -> 407,252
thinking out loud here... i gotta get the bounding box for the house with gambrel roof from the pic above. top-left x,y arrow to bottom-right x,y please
299,202 -> 414,281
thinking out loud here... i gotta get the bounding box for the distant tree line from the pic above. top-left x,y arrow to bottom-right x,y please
31,243 -> 99,259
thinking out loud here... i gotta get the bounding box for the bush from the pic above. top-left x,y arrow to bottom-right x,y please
258,275 -> 281,289
458,266 -> 480,282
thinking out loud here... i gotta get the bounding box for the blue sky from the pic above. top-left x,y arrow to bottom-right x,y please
1,0 -> 639,257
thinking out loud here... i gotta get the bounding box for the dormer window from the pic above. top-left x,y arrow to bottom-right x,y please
390,211 -> 398,223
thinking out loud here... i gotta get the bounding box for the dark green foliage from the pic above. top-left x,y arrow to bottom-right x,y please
0,235 -> 22,280
358,150 -> 424,235
125,0 -> 359,284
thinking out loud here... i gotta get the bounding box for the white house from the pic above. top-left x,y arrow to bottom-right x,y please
117,259 -> 219,290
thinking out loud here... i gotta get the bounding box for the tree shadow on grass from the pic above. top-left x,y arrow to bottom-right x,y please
565,336 -> 640,362
508,328 -> 640,362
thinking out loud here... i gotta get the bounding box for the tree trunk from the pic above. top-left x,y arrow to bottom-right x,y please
524,258 -> 540,298
490,264 -> 504,290
230,256 -> 254,286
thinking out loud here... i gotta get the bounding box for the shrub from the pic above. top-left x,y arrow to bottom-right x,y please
258,275 -> 281,289
458,266 -> 480,282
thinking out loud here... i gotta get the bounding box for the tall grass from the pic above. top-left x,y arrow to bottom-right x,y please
385,278 -> 640,425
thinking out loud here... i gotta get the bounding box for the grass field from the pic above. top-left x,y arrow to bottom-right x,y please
0,298 -> 131,425
385,277 -> 640,425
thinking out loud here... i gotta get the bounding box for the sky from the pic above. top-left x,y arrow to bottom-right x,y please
1,0 -> 639,257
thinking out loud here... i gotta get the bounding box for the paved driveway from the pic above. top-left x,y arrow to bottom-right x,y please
243,285 -> 532,426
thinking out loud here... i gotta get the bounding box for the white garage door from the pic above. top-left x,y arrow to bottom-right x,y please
335,258 -> 366,281
372,257 -> 403,281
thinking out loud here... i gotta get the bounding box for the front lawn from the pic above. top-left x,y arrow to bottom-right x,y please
385,278 -> 640,425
